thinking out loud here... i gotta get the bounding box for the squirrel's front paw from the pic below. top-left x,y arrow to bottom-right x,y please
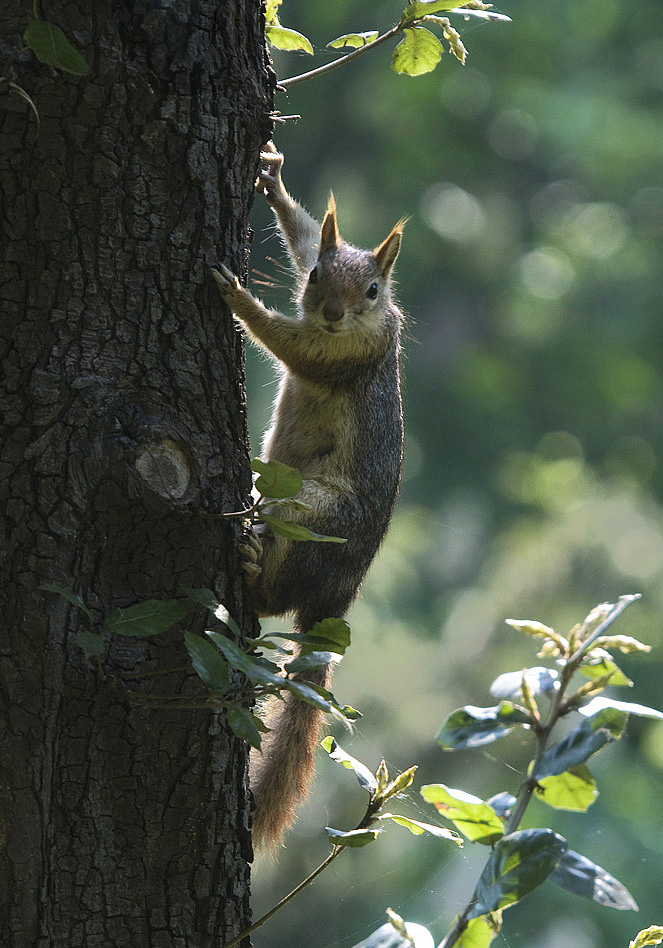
256,142 -> 286,205
211,264 -> 242,301
239,526 -> 263,579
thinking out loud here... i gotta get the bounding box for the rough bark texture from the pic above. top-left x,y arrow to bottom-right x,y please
0,1 -> 273,945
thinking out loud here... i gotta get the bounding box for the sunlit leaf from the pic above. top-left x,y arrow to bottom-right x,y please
265,25 -> 314,54
326,826 -> 381,847
456,915 -> 501,948
392,27 -> 443,77
580,650 -> 632,687
533,707 -> 627,779
420,784 -> 504,844
490,666 -> 559,699
327,31 -> 379,49
551,849 -> 638,910
285,650 -> 340,673
183,587 -> 220,614
380,813 -> 463,844
104,599 -> 189,636
437,702 -> 531,750
630,926 -> 663,948
321,736 -> 378,792
578,695 -> 663,721
402,0 -> 462,21
467,829 -> 567,918
206,630 -> 284,687
534,765 -> 598,812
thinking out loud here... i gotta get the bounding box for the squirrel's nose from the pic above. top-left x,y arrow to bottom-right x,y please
322,299 -> 344,322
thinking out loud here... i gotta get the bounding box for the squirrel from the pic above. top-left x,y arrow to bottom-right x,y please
212,141 -> 405,851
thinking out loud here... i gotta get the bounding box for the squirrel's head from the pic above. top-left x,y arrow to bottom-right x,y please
301,193 -> 406,335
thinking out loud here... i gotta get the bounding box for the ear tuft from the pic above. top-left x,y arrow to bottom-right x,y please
319,192 -> 339,257
374,217 -> 408,278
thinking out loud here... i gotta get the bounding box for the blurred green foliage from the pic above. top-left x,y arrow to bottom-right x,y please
245,2 -> 663,946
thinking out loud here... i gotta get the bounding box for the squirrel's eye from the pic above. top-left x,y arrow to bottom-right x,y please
308,267 -> 318,284
366,282 -> 378,300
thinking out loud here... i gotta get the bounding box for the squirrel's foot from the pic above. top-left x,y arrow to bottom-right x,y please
256,141 -> 286,205
239,525 -> 263,579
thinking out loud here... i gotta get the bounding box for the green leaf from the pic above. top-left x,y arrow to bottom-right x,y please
183,587 -> 220,614
579,695 -> 663,721
631,927 -> 663,948
534,765 -> 598,812
392,27 -> 443,77
321,736 -> 378,792
379,813 -> 463,845
74,629 -> 105,660
227,706 -> 265,750
327,31 -> 379,50
260,512 -> 347,543
420,784 -> 505,844
456,915 -> 499,948
24,20 -> 89,75
533,707 -> 628,779
580,651 -> 633,687
40,582 -> 92,619
467,829 -> 568,919
550,849 -> 638,910
104,599 -> 189,637
383,765 -> 418,800
252,458 -> 303,498
326,826 -> 381,847
402,0 -> 461,21
490,667 -> 559,699
437,703 -> 531,751
213,603 -> 242,638
184,631 -> 230,694
265,25 -> 314,54
285,650 -> 339,673
206,630 -> 284,687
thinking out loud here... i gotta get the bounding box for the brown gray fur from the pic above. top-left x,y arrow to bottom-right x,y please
212,142 -> 405,850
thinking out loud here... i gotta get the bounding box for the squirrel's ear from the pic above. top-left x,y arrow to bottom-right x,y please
319,192 -> 339,257
374,218 -> 407,278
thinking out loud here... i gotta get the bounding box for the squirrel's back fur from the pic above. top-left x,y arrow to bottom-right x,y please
212,143 -> 405,850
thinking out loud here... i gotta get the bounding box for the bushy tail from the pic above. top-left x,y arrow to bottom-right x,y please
249,659 -> 332,851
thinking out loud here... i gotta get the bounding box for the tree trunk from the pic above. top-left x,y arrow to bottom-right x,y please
0,1 -> 273,945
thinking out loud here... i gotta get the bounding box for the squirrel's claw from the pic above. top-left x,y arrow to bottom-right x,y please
211,264 -> 241,296
239,526 -> 264,578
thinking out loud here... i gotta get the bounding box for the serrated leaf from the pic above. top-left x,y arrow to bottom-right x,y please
265,25 -> 313,54
252,457 -> 303,498
74,629 -> 105,660
534,765 -> 598,812
533,707 -> 627,779
420,784 -> 504,844
379,813 -> 463,844
321,737 -> 378,792
184,631 -> 230,694
24,20 -> 89,75
392,27 -> 443,77
327,31 -> 379,49
579,695 -> 663,721
326,826 -> 381,847
630,926 -> 663,948
104,599 -> 189,636
437,702 -> 531,750
467,829 -> 568,918
490,667 -> 559,699
551,849 -> 638,910
40,582 -> 93,619
227,706 -> 264,749
260,513 -> 347,543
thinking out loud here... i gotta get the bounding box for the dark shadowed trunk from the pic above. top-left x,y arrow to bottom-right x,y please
0,0 -> 272,944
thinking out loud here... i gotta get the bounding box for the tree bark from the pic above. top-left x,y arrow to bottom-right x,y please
0,1 -> 273,945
